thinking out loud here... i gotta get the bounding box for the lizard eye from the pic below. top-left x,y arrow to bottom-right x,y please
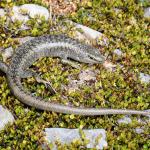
88,53 -> 96,60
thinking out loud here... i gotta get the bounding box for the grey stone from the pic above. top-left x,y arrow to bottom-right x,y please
67,68 -> 97,93
67,80 -> 83,93
103,61 -> 116,72
117,116 -> 132,124
75,23 -> 108,46
12,6 -> 29,23
11,4 -> 49,26
135,128 -> 144,134
113,49 -> 123,56
0,8 -> 6,17
45,128 -> 108,150
79,69 -> 96,81
2,47 -> 14,61
139,73 -> 150,83
0,105 -> 14,131
144,7 -> 150,18
64,20 -> 109,46
20,4 -> 49,20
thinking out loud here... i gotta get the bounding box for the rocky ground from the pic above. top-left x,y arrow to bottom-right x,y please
0,0 -> 150,149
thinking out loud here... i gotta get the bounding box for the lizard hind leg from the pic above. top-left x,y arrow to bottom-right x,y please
35,76 -> 56,95
20,69 -> 56,95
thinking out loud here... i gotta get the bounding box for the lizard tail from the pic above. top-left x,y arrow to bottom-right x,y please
7,75 -> 150,116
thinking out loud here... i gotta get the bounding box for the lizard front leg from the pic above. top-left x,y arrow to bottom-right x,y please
61,58 -> 81,69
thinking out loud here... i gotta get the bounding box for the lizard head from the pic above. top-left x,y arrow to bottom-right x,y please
80,46 -> 105,64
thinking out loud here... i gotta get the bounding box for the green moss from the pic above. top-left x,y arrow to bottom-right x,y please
0,0 -> 150,149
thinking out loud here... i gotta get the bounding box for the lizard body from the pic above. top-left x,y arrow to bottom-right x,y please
0,34 -> 149,116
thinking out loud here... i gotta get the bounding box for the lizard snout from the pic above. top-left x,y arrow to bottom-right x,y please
88,53 -> 105,64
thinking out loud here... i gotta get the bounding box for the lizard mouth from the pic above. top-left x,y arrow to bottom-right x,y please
88,54 -> 105,63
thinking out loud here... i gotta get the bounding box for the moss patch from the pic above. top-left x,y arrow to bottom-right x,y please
0,0 -> 150,149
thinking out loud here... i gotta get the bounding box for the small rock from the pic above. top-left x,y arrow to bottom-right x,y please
79,69 -> 96,81
135,128 -> 144,134
144,7 -> 150,18
103,61 -> 116,72
74,31 -> 88,43
75,23 -> 108,46
45,128 -> 108,150
12,6 -> 29,23
2,47 -> 14,61
67,69 -> 97,93
0,8 -> 6,17
0,105 -> 15,131
11,4 -> 49,26
113,49 -> 123,56
139,73 -> 150,83
76,23 -> 103,40
65,20 -> 109,46
117,116 -> 132,124
67,80 -> 83,93
20,4 -> 49,20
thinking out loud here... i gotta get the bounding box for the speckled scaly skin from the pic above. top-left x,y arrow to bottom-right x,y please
0,34 -> 149,116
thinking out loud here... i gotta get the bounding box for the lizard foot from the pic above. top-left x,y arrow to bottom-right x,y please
35,77 -> 56,95
20,70 -> 56,94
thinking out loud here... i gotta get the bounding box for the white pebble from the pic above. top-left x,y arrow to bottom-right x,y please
20,4 -> 49,20
144,7 -> 150,18
139,73 -> 150,83
117,116 -> 132,124
0,105 -> 15,131
113,49 -> 123,56
45,128 -> 108,150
